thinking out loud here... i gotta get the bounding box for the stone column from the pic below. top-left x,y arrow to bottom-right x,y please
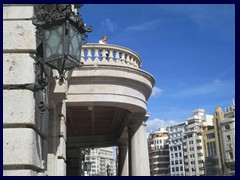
117,139 -> 129,176
127,113 -> 150,176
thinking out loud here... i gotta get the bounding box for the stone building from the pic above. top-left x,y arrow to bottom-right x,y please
3,4 -> 155,176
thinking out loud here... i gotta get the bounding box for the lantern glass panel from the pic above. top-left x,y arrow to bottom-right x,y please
64,23 -> 82,70
69,24 -> 82,61
44,25 -> 64,69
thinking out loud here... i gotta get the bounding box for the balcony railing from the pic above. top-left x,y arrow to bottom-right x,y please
81,43 -> 142,69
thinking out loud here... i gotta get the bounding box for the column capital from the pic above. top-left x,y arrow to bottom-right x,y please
126,112 -> 150,128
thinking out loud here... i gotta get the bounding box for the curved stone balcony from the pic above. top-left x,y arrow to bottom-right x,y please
66,44 -> 155,147
81,43 -> 142,68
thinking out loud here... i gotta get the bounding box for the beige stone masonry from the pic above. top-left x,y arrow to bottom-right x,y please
3,90 -> 35,124
3,5 -> 34,19
3,170 -> 38,176
3,53 -> 35,84
3,20 -> 36,51
3,128 -> 47,170
3,90 -> 48,136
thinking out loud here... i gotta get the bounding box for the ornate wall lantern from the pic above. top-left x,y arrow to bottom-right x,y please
32,4 -> 92,85
5,4 -> 92,112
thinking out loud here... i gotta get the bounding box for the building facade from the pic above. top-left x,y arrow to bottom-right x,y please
202,124 -> 219,175
3,4 -> 155,176
211,107 -> 225,175
148,128 -> 170,176
221,100 -> 235,175
203,100 -> 235,176
85,147 -> 116,176
183,109 -> 213,176
168,122 -> 185,176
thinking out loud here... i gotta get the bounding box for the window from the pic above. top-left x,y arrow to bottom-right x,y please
229,152 -> 233,159
196,139 -> 201,143
225,124 -> 230,130
178,146 -> 181,150
207,133 -> 215,139
226,135 -> 231,141
179,152 -> 182,157
188,134 -> 193,138
179,160 -> 182,164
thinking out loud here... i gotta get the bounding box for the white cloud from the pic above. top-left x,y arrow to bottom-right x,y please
126,19 -> 161,31
151,86 -> 163,97
101,18 -> 118,33
146,118 -> 180,133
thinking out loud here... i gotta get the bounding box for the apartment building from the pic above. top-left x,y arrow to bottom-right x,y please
85,147 -> 116,176
183,109 -> 213,176
202,124 -> 219,175
148,128 -> 169,176
221,100 -> 235,175
168,122 -> 186,176
203,100 -> 235,176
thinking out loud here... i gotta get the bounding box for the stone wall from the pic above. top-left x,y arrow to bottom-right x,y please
3,4 -> 49,176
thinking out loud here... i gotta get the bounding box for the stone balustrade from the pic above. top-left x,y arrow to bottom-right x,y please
81,43 -> 142,68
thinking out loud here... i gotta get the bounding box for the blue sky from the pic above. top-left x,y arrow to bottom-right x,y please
79,4 -> 235,133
